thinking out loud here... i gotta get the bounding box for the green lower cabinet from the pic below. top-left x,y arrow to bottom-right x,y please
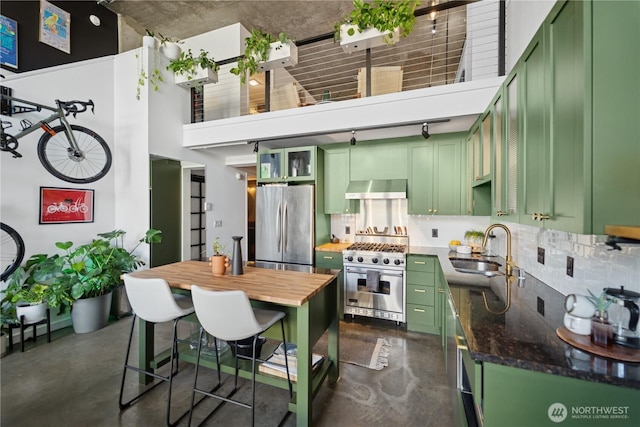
483,363 -> 640,427
406,255 -> 439,334
315,251 -> 344,317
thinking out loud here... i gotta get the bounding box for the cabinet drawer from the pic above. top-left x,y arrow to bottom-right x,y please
406,270 -> 435,287
407,303 -> 436,326
407,284 -> 435,306
315,251 -> 343,269
406,256 -> 436,272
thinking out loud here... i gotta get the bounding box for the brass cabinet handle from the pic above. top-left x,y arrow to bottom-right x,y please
413,308 -> 426,313
438,289 -> 445,293
496,211 -> 506,216
413,261 -> 426,265
428,208 -> 433,213
414,289 -> 426,293
433,209 -> 438,214
323,256 -> 334,259
532,212 -> 550,221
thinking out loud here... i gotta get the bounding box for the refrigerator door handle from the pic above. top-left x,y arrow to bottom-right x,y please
277,201 -> 282,252
283,201 -> 289,253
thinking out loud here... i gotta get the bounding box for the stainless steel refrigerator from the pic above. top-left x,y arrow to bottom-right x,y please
255,184 -> 314,265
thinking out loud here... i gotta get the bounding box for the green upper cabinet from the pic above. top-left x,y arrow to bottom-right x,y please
511,0 -> 640,233
349,139 -> 409,181
257,146 -> 317,183
323,147 -> 359,214
408,133 -> 466,215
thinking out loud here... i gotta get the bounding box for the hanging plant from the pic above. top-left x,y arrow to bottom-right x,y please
135,49 -> 163,100
334,0 -> 421,44
230,29 -> 291,85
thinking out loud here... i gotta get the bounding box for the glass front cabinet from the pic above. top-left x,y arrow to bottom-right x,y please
257,146 -> 316,183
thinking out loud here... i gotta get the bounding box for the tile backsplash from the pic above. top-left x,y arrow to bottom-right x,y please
331,212 -> 640,297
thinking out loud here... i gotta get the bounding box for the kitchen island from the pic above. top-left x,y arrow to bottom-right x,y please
127,260 -> 340,427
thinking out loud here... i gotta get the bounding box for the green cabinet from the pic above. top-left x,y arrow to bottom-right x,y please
512,0 -> 640,233
257,146 -> 317,183
323,147 -> 359,214
349,139 -> 408,181
315,250 -> 344,317
483,363 -> 640,427
408,134 -> 466,215
406,255 -> 439,334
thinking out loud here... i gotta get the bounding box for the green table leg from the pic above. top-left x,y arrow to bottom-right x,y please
138,318 -> 154,384
295,302 -> 312,426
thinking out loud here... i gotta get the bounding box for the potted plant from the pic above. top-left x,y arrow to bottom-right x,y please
230,30 -> 298,85
335,0 -> 420,53
167,48 -> 220,88
158,33 -> 183,60
136,49 -> 164,100
464,230 -> 485,252
587,289 -> 614,347
209,237 -> 229,277
142,28 -> 158,49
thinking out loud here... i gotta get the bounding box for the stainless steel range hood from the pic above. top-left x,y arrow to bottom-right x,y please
345,179 -> 407,199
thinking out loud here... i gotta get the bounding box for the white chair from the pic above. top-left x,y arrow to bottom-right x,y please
119,274 -> 195,427
357,66 -> 404,97
188,286 -> 292,427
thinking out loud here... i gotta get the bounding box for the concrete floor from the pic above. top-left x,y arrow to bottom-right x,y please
1,316 -> 455,426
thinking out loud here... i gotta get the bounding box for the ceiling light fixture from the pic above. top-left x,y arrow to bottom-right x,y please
89,15 -> 101,26
421,123 -> 430,139
248,79 -> 260,87
350,130 -> 357,146
429,0 -> 439,20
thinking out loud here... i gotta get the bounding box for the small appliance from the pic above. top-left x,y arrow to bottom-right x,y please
605,286 -> 640,349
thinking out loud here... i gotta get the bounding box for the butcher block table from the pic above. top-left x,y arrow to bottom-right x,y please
127,260 -> 340,426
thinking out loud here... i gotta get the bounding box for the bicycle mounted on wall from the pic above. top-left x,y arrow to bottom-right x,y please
0,87 -> 112,184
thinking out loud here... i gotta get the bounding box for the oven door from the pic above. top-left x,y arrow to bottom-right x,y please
344,266 -> 404,315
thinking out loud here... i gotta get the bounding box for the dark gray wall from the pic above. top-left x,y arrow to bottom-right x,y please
0,1 -> 118,73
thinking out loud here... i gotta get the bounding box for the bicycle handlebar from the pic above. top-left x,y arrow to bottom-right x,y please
56,99 -> 95,118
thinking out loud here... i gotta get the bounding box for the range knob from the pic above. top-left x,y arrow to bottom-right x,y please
347,256 -> 353,262
357,256 -> 364,263
372,258 -> 379,264
394,259 -> 401,265
383,258 -> 390,264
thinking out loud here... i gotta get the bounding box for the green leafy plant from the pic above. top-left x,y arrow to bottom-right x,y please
230,29 -> 290,85
464,230 -> 485,242
212,237 -> 228,257
586,289 -> 613,318
145,28 -> 155,38
167,48 -> 220,81
157,33 -> 182,46
136,49 -> 164,100
334,0 -> 421,44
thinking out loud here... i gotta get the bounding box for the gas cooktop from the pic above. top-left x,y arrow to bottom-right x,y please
344,242 -> 407,253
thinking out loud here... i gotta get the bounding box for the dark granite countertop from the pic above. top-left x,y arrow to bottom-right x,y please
408,246 -> 640,390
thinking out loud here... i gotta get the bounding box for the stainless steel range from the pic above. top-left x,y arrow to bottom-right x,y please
343,235 -> 408,323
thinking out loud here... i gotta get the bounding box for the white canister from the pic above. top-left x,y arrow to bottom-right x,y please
456,245 -> 472,254
563,312 -> 592,335
564,294 -> 596,318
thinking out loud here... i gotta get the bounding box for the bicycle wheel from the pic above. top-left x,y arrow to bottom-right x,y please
37,124 -> 112,184
1,222 -> 25,282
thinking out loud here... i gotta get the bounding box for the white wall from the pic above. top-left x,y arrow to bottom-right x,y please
466,0 -> 500,81
505,0 -> 556,73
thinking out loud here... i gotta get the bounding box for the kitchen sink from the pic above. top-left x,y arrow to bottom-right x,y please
450,258 -> 504,277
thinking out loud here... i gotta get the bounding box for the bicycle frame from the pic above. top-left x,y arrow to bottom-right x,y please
1,94 -> 81,153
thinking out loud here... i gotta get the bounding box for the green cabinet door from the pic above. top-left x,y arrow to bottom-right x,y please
257,146 -> 316,183
323,148 -> 358,214
520,29 -> 548,227
349,139 -> 409,181
406,255 -> 439,334
315,250 -> 344,317
408,134 -> 465,215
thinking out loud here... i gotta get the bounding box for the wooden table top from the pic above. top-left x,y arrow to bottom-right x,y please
127,260 -> 337,307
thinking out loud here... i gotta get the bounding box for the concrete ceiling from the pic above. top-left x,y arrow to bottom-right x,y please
105,0 -> 355,46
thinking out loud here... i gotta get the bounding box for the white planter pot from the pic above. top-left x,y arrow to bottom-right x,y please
160,42 -> 182,60
258,40 -> 299,71
174,66 -> 218,88
71,292 -> 112,334
339,24 -> 400,53
16,302 -> 47,324
142,35 -> 157,49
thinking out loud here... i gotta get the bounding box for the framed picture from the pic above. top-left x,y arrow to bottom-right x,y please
39,0 -> 71,54
0,15 -> 18,68
40,187 -> 94,224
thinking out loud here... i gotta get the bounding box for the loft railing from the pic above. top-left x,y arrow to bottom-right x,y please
190,0 -> 504,124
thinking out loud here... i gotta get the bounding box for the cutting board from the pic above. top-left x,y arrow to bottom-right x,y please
556,327 -> 640,363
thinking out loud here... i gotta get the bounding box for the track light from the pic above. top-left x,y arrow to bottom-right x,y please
421,123 -> 430,139
350,130 -> 356,146
253,141 -> 259,153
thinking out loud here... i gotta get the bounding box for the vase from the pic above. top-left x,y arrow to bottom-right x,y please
231,236 -> 244,276
160,42 -> 181,60
16,302 -> 47,324
209,255 -> 228,277
591,314 -> 613,347
71,292 -> 113,334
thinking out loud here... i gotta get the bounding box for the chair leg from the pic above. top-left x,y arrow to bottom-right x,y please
251,335 -> 258,427
119,314 -> 139,409
166,317 -> 180,427
188,327 -> 205,427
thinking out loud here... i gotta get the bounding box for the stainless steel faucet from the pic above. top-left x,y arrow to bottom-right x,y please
482,224 -> 514,276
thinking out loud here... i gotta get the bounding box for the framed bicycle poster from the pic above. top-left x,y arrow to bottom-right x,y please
39,0 -> 71,54
39,187 -> 94,224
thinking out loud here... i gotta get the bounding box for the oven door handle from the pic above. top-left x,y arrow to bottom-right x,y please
345,267 -> 404,277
